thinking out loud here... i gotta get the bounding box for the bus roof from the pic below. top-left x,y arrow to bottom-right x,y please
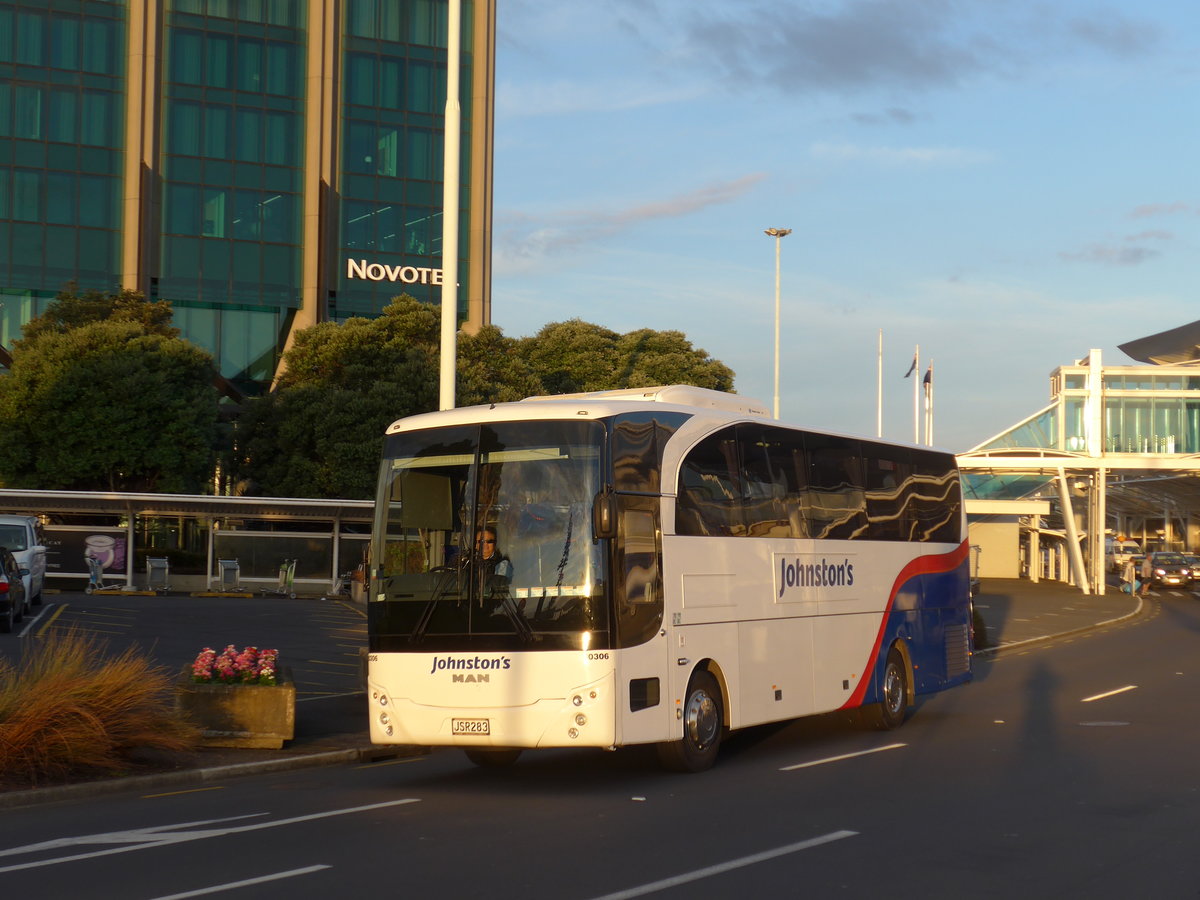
521,385 -> 770,416
383,386 -> 953,456
385,386 -> 771,435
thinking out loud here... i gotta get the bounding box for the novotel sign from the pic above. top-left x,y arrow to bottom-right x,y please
346,258 -> 444,285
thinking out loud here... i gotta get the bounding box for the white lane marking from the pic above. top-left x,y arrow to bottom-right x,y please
297,690 -> 363,702
149,865 -> 331,899
16,603 -> 54,637
588,831 -> 858,900
779,743 -> 906,772
0,800 -> 419,874
1081,685 -> 1138,703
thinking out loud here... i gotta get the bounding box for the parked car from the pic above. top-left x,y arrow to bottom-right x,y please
0,547 -> 29,633
0,515 -> 47,607
1146,552 -> 1193,589
1106,539 -> 1142,573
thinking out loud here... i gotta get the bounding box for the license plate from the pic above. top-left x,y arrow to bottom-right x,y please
452,718 -> 490,735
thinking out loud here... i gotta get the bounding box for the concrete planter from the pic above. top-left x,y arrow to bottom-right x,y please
175,667 -> 296,749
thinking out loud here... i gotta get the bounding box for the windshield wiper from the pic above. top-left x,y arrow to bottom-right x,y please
410,568 -> 464,643
493,589 -> 534,643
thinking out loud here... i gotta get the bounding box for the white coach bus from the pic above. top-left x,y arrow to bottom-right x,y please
366,386 -> 972,771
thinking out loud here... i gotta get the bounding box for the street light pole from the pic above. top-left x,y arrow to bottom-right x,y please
764,227 -> 792,419
438,0 -> 462,411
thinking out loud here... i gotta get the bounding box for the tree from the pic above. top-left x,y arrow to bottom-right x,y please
0,314 -> 220,493
519,320 -> 621,394
19,284 -> 178,343
519,319 -> 734,394
457,324 -> 541,407
230,297 -> 443,499
613,328 -> 734,391
230,300 -> 739,499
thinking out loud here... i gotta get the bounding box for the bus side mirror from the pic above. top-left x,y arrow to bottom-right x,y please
593,491 -> 616,540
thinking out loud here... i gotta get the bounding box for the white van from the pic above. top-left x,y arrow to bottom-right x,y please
1106,538 -> 1142,573
0,515 -> 47,607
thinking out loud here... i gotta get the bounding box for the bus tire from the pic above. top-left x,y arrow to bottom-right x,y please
656,670 -> 723,772
464,748 -> 522,767
875,646 -> 909,730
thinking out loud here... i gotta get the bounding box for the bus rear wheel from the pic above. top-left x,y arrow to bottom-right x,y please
657,670 -> 723,772
875,647 -> 909,730
464,748 -> 522,767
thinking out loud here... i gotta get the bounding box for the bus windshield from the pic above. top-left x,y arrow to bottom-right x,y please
369,419 -> 608,652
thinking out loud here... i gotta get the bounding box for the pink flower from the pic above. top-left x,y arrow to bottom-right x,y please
190,645 -> 280,685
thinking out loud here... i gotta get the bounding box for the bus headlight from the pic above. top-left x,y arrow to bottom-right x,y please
572,695 -> 583,707
568,728 -> 579,739
575,714 -> 587,726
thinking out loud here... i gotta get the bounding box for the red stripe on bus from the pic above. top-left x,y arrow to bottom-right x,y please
841,540 -> 971,710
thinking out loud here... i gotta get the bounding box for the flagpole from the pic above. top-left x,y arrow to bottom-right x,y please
876,329 -> 883,438
923,361 -> 932,445
912,345 -> 920,444
921,362 -> 931,448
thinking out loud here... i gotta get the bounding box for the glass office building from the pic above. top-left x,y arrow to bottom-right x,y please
0,0 -> 495,395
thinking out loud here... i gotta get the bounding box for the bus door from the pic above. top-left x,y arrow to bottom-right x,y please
612,495 -> 671,745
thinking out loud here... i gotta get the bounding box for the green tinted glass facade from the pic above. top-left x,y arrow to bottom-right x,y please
159,0 -> 306,387
335,0 -> 472,319
0,0 -> 125,327
0,0 -> 494,393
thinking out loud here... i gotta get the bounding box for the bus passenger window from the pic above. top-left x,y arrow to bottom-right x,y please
677,431 -> 742,536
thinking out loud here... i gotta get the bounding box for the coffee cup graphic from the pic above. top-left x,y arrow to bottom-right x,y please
85,535 -> 116,569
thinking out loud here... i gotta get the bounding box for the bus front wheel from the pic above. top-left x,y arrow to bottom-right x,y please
464,748 -> 522,767
657,670 -> 723,772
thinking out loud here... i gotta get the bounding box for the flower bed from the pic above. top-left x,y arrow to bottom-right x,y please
176,645 -> 294,749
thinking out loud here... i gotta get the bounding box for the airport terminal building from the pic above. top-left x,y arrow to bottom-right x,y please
961,322 -> 1200,594
0,0 -> 495,395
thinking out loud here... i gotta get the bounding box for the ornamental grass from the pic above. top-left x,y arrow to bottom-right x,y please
0,629 -> 199,787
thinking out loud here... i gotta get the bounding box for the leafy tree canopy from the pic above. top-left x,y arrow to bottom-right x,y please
19,284 -> 178,344
229,301 -> 737,500
519,319 -> 734,394
231,297 -> 442,499
0,312 -> 220,492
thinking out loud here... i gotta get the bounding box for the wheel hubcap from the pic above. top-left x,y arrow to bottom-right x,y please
884,665 -> 903,714
685,688 -> 719,749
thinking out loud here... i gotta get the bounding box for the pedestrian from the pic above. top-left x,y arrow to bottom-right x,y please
1139,553 -> 1153,597
1122,557 -> 1137,594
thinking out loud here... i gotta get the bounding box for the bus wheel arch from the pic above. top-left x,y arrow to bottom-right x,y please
656,664 -> 725,772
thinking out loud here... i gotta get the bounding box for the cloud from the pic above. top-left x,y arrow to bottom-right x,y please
1059,244 -> 1162,266
851,107 -> 919,126
496,79 -> 705,119
810,142 -> 992,166
1128,202 -> 1193,218
494,174 -> 767,274
1069,13 -> 1159,57
623,0 -> 1162,97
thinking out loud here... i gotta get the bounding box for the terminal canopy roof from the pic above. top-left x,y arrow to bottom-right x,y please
1119,320 -> 1200,365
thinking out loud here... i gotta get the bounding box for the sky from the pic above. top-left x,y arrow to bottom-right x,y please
486,0 -> 1199,452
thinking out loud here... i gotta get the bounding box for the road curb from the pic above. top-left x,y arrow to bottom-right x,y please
0,744 -> 424,811
974,594 -> 1145,658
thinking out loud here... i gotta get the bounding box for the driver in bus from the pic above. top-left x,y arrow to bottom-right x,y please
476,527 -> 513,583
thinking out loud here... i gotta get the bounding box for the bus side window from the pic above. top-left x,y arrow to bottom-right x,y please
676,430 -> 742,536
804,434 -> 868,540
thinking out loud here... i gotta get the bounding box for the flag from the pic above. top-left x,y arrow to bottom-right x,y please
904,354 -> 917,378
923,365 -> 932,394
